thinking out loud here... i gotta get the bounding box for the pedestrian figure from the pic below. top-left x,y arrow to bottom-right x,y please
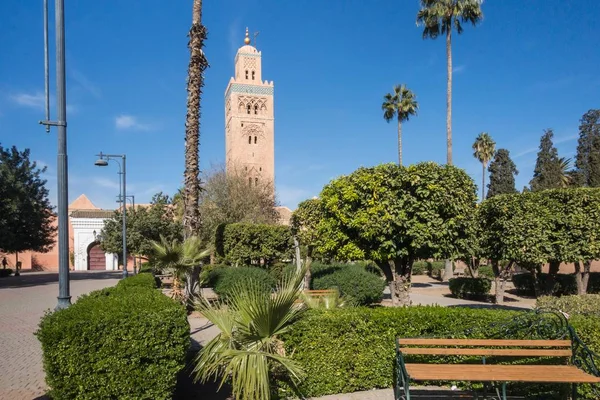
1,257 -> 7,269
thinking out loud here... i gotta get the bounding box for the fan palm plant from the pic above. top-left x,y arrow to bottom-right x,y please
150,235 -> 210,303
193,267 -> 307,400
559,157 -> 574,188
472,132 -> 496,200
382,84 -> 418,165
417,0 -> 484,165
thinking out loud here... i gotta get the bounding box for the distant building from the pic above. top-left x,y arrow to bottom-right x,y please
0,195 -> 130,271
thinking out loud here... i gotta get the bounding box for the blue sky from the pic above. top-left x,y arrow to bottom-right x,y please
1,0 -> 599,209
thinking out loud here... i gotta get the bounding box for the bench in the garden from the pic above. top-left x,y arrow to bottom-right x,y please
303,289 -> 337,297
395,337 -> 600,400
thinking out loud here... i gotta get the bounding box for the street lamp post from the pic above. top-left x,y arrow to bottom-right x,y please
95,152 -> 128,279
118,194 -> 136,274
39,0 -> 71,309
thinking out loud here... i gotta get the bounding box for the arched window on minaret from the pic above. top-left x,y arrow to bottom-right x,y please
248,136 -> 252,144
247,104 -> 251,114
255,177 -> 258,186
245,70 -> 249,79
248,177 -> 252,186
254,136 -> 257,144
252,70 -> 255,80
254,104 -> 258,115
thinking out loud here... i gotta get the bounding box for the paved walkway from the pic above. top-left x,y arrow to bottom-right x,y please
0,271 -> 121,400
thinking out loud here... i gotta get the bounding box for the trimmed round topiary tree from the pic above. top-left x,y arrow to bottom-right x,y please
212,266 -> 277,300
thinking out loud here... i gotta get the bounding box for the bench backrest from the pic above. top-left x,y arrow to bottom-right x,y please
397,338 -> 572,358
303,289 -> 338,297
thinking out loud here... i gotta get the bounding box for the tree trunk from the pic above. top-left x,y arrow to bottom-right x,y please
531,264 -> 542,298
492,260 -> 513,305
545,260 -> 561,295
376,260 -> 397,306
391,257 -> 413,306
15,252 -> 20,276
397,118 -> 403,166
481,164 -> 486,201
442,259 -> 453,282
575,260 -> 591,295
304,247 -> 313,290
183,0 -> 208,239
446,28 -> 453,165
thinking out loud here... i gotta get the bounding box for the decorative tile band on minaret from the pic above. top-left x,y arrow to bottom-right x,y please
224,28 -> 275,194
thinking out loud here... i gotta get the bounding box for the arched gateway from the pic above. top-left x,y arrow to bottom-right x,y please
70,210 -> 118,271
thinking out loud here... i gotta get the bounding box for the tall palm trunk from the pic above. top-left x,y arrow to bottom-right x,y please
184,0 -> 208,239
481,164 -> 486,200
397,118 -> 403,166
442,29 -> 454,282
446,28 -> 452,165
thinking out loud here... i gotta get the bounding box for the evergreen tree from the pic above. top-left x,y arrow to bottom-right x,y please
529,129 -> 563,191
486,149 -> 518,198
575,109 -> 600,187
0,144 -> 56,257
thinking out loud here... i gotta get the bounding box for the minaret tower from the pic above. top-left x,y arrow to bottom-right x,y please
224,28 -> 275,191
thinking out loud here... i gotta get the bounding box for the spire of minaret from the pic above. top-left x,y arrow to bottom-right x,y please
244,27 -> 251,45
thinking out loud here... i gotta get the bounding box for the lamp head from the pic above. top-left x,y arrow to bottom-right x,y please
94,158 -> 109,167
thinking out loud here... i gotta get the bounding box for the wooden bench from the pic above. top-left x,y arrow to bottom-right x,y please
395,338 -> 600,400
303,289 -> 338,297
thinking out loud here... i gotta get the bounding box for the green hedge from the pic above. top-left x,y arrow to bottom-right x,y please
448,277 -> 491,299
36,286 -> 189,400
0,268 -> 13,277
412,261 -> 427,275
513,272 -> 600,296
280,307 -> 600,399
311,265 -> 385,306
211,267 -> 277,299
116,272 -> 158,289
537,295 -> 600,317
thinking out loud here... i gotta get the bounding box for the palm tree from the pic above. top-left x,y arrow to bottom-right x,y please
417,0 -> 484,165
382,84 -> 419,165
472,132 -> 496,200
559,157 -> 574,188
184,0 -> 209,238
193,267 -> 306,400
151,235 -> 210,304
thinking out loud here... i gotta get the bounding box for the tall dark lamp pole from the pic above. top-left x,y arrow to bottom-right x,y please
39,0 -> 71,309
95,152 -> 128,279
118,194 -> 136,274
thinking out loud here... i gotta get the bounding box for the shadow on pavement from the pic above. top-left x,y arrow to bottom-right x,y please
0,271 -> 122,289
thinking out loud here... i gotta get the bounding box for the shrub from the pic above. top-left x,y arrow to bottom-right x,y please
537,295 -> 600,317
138,261 -> 154,274
427,261 -> 445,279
513,273 -> 600,296
311,265 -> 385,306
412,261 -> 427,275
116,272 -> 158,289
449,277 -> 491,299
269,262 -> 295,282
36,286 -> 189,400
200,263 -> 227,287
0,268 -> 13,277
476,265 -> 495,279
212,267 -> 277,299
280,307 -> 600,399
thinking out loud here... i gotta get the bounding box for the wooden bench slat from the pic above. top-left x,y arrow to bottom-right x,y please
398,339 -> 572,347
400,347 -> 572,357
405,364 -> 600,383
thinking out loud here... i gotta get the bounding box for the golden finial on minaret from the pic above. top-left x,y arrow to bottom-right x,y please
244,27 -> 251,45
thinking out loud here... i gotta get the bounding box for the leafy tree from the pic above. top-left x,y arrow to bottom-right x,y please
193,267 -> 306,400
417,0 -> 483,165
486,148 -> 518,198
290,198 -> 322,287
575,109 -> 600,187
472,132 -> 496,200
100,193 -> 182,262
198,166 -> 279,245
218,223 -> 293,268
319,162 -> 477,305
382,84 -> 418,165
183,0 -> 209,238
529,129 -> 563,191
0,145 -> 56,267
151,235 -> 210,304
